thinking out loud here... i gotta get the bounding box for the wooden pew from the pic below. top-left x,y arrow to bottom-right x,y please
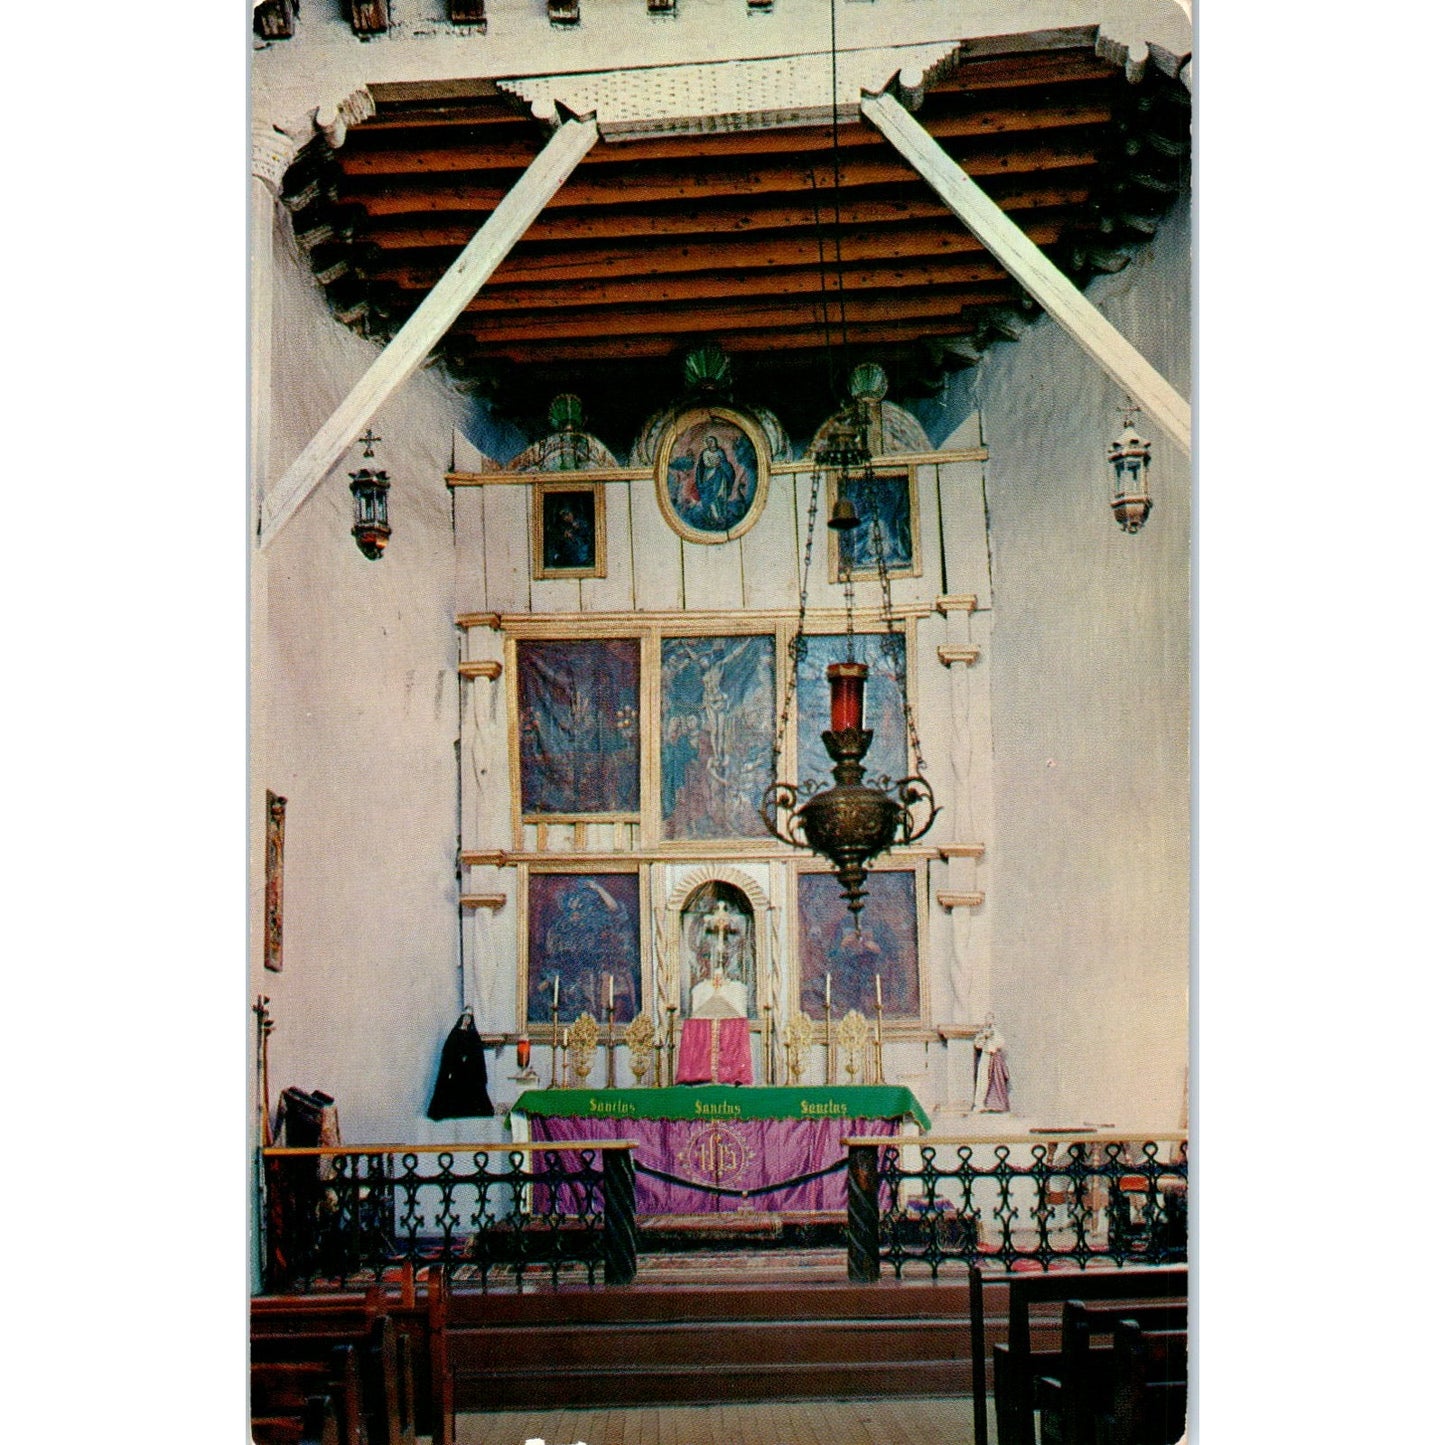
1111,1322 -> 1187,1445
1038,1301 -> 1188,1445
252,1308 -> 415,1445
298,1392 -> 343,1445
251,1342 -> 365,1445
968,1264 -> 1186,1445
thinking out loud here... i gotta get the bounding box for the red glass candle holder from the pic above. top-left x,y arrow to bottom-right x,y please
516,1037 -> 532,1071
827,661 -> 868,732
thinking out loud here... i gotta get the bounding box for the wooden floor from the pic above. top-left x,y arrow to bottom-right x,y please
454,1395 -> 977,1445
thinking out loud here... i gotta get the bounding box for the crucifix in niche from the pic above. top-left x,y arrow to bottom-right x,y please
680,881 -> 756,1021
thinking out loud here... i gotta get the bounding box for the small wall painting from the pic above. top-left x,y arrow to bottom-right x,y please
655,406 -> 771,543
797,869 -> 920,1020
526,872 -> 642,1026
828,466 -> 920,581
532,481 -> 605,579
517,638 -> 640,816
661,634 -> 775,839
264,790 -> 287,972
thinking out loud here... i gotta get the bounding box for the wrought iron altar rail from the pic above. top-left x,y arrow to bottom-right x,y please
843,1132 -> 1188,1282
260,1141 -> 638,1292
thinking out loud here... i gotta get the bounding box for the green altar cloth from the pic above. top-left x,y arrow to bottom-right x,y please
513,1084 -> 930,1131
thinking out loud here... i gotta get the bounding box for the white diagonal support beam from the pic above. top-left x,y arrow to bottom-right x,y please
258,115 -> 600,549
861,89 -> 1191,456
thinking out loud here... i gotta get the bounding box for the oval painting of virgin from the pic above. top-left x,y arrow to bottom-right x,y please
654,406 -> 771,544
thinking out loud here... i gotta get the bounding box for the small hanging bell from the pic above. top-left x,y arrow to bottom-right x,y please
828,496 -> 861,531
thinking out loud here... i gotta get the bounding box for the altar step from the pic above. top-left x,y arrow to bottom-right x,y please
447,1280 -> 976,1410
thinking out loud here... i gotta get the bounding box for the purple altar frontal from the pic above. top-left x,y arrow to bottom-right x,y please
514,1085 -> 928,1215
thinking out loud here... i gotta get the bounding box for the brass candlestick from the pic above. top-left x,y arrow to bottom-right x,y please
762,1004 -> 774,1086
665,1005 -> 678,1086
873,999 -> 886,1084
823,999 -> 834,1085
549,1005 -> 561,1088
605,1001 -> 617,1088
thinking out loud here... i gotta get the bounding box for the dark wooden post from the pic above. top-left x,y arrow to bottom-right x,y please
846,1141 -> 881,1283
601,1147 -> 638,1286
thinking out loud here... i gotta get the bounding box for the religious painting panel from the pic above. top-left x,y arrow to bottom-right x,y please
797,632 -> 908,788
654,405 -> 771,544
679,880 -> 758,1021
827,466 -> 920,582
531,481 -> 606,580
517,638 -> 640,816
661,634 -> 775,839
524,870 -> 643,1026
264,789 -> 287,972
797,868 -> 921,1022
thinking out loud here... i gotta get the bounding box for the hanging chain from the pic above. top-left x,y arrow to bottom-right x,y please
865,462 -> 929,778
773,465 -> 824,782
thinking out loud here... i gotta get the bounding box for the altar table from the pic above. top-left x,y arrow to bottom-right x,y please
514,1085 -> 930,1215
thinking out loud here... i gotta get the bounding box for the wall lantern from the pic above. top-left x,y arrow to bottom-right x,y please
1107,402 -> 1153,534
349,428 -> 391,559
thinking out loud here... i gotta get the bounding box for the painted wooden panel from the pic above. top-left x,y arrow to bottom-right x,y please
482,482 -> 531,613
629,478 -> 685,611
580,481 -> 636,613
679,529 -> 745,612
454,489 -> 487,616
937,449 -> 993,610
739,472 -> 802,610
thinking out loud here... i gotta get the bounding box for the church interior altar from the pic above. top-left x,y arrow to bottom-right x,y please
514,1085 -> 930,1215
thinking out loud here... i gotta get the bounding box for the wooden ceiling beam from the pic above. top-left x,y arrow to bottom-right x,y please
453,286 -> 1015,344
360,181 -> 1090,251
468,318 -> 994,365
337,101 -> 1114,176
345,136 -> 1103,216
446,257 -> 1011,314
419,218 -> 1068,288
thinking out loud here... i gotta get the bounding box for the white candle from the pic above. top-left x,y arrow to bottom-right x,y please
553,975 -> 560,1010
605,974 -> 614,1009
825,972 -> 832,1007
875,973 -> 883,1009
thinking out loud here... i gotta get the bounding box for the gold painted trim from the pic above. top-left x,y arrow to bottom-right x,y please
467,604 -> 934,634
935,844 -> 986,860
463,844 -> 946,868
653,404 -> 773,546
460,893 -> 507,912
444,448 -> 987,487
935,595 -> 979,614
937,645 -> 981,668
529,478 -> 608,581
936,891 -> 986,910
459,660 -> 503,680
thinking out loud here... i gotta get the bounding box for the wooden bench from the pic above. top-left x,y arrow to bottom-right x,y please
251,1342 -> 365,1445
968,1264 -> 1187,1445
254,1294 -> 421,1439
1037,1301 -> 1189,1445
1111,1322 -> 1187,1445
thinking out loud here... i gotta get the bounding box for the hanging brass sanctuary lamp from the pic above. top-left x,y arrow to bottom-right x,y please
759,372 -> 938,916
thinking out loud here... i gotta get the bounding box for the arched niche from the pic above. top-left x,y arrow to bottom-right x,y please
664,866 -> 771,1021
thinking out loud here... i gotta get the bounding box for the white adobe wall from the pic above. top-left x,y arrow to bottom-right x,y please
251,208 -> 514,1144
951,192 -> 1192,1131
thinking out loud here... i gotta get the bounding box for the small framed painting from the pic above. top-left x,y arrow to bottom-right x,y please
523,869 -> 645,1027
828,465 -> 920,582
531,481 -> 606,579
655,405 -> 771,544
796,866 -> 927,1027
